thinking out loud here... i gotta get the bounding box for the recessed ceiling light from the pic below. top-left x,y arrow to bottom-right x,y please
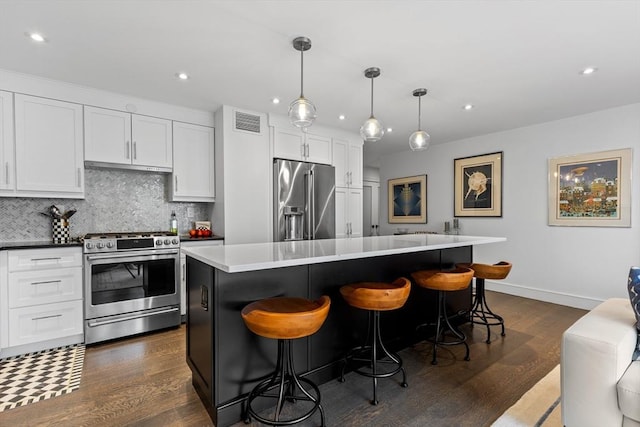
272,97 -> 280,105
386,128 -> 393,133
176,72 -> 189,80
463,104 -> 474,110
581,67 -> 598,75
27,32 -> 46,42
338,114 -> 345,120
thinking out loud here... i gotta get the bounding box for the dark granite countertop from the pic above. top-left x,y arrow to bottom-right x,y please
0,240 -> 84,250
179,234 -> 224,242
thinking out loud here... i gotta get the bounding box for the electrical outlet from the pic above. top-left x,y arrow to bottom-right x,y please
187,207 -> 194,217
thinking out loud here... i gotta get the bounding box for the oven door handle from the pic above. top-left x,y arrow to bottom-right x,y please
86,250 -> 179,261
86,306 -> 179,327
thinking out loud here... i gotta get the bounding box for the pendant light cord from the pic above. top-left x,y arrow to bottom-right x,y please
300,49 -> 304,98
418,95 -> 422,130
370,77 -> 374,117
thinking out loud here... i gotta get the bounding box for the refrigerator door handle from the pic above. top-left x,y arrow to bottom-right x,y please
309,169 -> 315,239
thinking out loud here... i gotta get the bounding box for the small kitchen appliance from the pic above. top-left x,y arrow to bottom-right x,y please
83,231 -> 180,344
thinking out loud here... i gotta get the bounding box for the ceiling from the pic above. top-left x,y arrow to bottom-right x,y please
1,1 -> 639,167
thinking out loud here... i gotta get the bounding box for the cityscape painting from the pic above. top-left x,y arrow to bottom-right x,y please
548,148 -> 632,227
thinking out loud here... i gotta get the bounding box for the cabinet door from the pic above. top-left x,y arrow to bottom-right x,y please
84,106 -> 131,165
131,114 -> 172,169
348,188 -> 363,238
348,141 -> 363,188
171,122 -> 215,201
8,300 -> 83,347
273,127 -> 304,161
335,187 -> 348,238
14,94 -> 84,197
333,138 -> 348,187
305,133 -> 332,165
0,91 -> 14,191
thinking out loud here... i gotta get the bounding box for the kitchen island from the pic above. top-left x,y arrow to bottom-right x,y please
183,234 -> 506,426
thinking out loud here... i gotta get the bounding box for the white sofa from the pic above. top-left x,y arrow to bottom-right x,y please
561,298 -> 640,427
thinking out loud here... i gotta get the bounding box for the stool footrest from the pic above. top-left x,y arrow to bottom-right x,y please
471,279 -> 506,344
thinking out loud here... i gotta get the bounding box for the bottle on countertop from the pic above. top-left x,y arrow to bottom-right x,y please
170,211 -> 178,235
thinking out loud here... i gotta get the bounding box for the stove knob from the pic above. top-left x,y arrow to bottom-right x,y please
156,239 -> 163,246
164,239 -> 171,245
106,242 -> 115,248
97,242 -> 105,249
85,242 -> 94,250
172,238 -> 179,245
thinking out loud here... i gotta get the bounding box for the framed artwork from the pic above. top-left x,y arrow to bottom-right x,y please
454,151 -> 503,217
548,148 -> 631,227
388,175 -> 427,223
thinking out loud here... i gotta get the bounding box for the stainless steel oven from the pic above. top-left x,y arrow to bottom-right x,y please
83,232 -> 181,344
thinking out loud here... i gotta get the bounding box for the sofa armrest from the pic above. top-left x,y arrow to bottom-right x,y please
561,298 -> 637,427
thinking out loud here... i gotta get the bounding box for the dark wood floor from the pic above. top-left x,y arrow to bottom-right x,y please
0,292 -> 586,427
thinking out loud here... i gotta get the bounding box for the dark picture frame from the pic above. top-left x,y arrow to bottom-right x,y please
388,174 -> 427,223
454,151 -> 503,217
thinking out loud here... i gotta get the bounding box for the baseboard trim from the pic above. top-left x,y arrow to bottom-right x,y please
484,280 -> 603,310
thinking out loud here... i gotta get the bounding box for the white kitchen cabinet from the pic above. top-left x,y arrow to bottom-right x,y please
273,126 -> 332,165
335,187 -> 363,238
13,94 -> 84,198
333,137 -> 363,188
180,240 -> 223,317
1,247 -> 84,356
0,91 -> 14,192
84,106 -> 132,165
84,105 -> 172,171
170,122 -> 215,202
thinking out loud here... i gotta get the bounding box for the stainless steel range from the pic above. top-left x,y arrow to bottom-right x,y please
83,231 -> 180,344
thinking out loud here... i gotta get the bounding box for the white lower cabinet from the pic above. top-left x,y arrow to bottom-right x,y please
8,300 -> 83,347
1,247 -> 84,357
336,187 -> 363,238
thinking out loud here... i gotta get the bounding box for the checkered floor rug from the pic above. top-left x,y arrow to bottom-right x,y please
0,344 -> 85,412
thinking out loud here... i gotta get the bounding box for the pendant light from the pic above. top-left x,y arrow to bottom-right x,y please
288,36 -> 317,128
360,67 -> 384,142
409,88 -> 430,151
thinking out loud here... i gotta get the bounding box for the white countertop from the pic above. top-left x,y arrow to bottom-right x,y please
181,234 -> 506,273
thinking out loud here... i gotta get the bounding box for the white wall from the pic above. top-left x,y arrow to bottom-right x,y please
213,106 -> 271,245
379,103 -> 640,309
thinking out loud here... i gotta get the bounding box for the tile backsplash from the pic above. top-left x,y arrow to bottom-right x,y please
0,168 -> 211,242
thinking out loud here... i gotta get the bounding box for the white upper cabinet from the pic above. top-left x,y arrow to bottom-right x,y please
333,137 -> 363,188
273,126 -> 332,165
84,106 -> 131,165
131,114 -> 172,169
170,122 -> 215,202
0,91 -> 14,192
13,94 -> 84,198
84,106 -> 172,171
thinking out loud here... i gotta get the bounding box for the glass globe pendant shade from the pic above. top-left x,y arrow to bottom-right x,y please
360,115 -> 385,142
288,36 -> 316,129
409,130 -> 430,151
289,96 -> 317,128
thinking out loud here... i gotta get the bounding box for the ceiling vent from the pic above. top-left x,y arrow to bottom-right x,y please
234,110 -> 261,134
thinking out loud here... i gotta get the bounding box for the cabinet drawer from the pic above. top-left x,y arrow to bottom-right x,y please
8,300 -> 83,347
8,247 -> 82,272
8,267 -> 83,308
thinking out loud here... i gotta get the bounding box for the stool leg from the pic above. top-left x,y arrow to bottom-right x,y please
244,338 -> 325,427
430,291 -> 470,364
340,309 -> 407,405
471,278 -> 506,344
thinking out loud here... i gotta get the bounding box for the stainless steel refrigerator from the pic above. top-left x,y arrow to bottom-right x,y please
274,158 -> 335,241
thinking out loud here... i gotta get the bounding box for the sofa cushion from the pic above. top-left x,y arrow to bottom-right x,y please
628,267 -> 640,360
618,361 -> 640,423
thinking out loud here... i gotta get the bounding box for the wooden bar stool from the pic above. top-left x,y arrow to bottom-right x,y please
241,295 -> 331,426
457,261 -> 512,343
339,277 -> 411,405
411,267 -> 474,365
